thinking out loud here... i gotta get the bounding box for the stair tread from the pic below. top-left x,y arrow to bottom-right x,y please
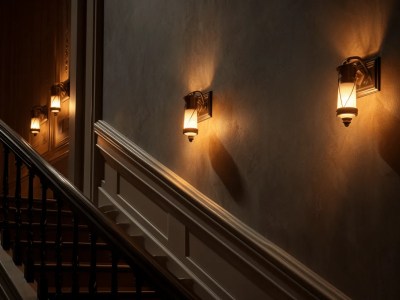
0,197 -> 189,299
3,221 -> 88,228
1,206 -> 72,214
33,262 -> 131,269
19,240 -> 107,246
47,287 -> 157,293
98,205 -> 116,213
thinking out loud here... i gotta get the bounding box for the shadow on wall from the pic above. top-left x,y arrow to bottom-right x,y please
209,134 -> 245,202
377,107 -> 400,176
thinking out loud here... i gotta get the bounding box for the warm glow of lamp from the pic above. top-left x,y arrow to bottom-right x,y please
336,56 -> 380,127
50,95 -> 61,114
30,117 -> 41,136
50,80 -> 69,115
336,63 -> 358,127
183,108 -> 198,142
182,91 -> 212,142
30,105 -> 47,136
183,94 -> 198,142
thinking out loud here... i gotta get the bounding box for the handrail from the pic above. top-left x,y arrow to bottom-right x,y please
94,120 -> 351,299
0,119 -> 196,299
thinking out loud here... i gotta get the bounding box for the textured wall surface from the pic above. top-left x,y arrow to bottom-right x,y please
102,1 -> 400,298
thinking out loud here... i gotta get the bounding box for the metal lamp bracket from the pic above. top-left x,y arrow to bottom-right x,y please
32,105 -> 48,123
54,79 -> 70,99
351,56 -> 380,98
60,79 -> 70,98
195,91 -> 212,122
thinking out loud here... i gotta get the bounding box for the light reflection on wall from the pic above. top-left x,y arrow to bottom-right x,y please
184,37 -> 220,92
290,0 -> 400,222
181,5 -> 221,93
323,0 -> 396,57
180,10 -> 221,167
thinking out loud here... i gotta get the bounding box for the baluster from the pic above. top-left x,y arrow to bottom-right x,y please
37,181 -> 48,300
24,169 -> 34,282
89,231 -> 97,296
55,193 -> 63,298
1,146 -> 10,250
111,251 -> 119,297
12,157 -> 22,265
71,212 -> 80,296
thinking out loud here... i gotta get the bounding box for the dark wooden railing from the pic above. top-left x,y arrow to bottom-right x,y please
0,119 -> 195,299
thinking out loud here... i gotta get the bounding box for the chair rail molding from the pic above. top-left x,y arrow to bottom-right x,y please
94,120 -> 350,300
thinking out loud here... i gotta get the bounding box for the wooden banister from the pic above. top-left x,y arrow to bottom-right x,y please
0,119 -> 196,299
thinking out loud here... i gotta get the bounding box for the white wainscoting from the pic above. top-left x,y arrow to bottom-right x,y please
94,120 -> 349,300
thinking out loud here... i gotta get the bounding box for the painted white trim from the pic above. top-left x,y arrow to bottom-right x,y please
94,120 -> 350,300
0,247 -> 36,300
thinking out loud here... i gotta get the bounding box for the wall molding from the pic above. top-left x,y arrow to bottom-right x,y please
94,120 -> 349,299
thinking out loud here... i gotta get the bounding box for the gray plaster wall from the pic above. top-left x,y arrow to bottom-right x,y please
102,1 -> 400,298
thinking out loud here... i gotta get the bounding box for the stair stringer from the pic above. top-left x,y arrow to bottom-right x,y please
98,186 -> 217,299
0,245 -> 36,300
94,120 -> 351,300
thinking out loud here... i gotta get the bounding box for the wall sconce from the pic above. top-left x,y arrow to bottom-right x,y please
336,56 -> 380,127
50,85 -> 61,115
183,91 -> 212,142
30,105 -> 48,136
50,79 -> 70,115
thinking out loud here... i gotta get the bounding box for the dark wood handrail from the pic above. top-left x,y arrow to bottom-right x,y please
0,119 -> 195,299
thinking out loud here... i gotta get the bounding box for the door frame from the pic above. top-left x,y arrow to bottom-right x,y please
70,0 -> 103,200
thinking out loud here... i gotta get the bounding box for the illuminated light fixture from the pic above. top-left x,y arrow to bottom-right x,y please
183,91 -> 212,142
30,117 -> 40,136
30,105 -> 48,136
50,85 -> 61,115
50,79 -> 70,115
336,56 -> 380,127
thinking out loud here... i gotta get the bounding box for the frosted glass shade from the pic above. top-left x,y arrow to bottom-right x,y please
50,94 -> 61,114
337,81 -> 358,127
183,108 -> 198,142
30,117 -> 40,135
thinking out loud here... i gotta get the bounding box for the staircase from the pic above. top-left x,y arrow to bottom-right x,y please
0,119 -> 195,300
1,196 -> 160,299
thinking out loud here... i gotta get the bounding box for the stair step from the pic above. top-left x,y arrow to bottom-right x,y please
18,240 -> 113,263
128,233 -> 144,241
153,255 -> 168,266
4,221 -> 91,242
34,262 -> 131,270
33,262 -> 137,289
179,278 -> 194,289
0,197 -> 183,299
3,198 -> 68,211
33,265 -> 158,294
98,205 -> 116,214
47,288 -> 159,300
0,206 -> 73,224
103,210 -> 120,220
1,221 -> 86,229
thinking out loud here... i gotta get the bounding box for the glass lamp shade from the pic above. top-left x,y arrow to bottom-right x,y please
183,108 -> 198,142
30,117 -> 40,135
336,63 -> 358,127
50,94 -> 61,114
